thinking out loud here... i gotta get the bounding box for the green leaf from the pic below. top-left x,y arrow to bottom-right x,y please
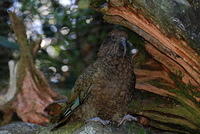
0,36 -> 19,50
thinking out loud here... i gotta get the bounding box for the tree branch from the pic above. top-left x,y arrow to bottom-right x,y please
8,12 -> 28,50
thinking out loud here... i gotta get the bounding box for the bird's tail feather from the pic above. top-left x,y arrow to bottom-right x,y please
51,91 -> 91,130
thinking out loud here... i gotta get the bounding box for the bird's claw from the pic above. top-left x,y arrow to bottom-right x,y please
86,117 -> 110,126
118,114 -> 138,126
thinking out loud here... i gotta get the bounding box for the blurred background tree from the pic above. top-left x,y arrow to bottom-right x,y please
0,0 -> 112,95
0,0 -> 111,124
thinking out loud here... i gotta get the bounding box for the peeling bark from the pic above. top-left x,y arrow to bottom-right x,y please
91,1 -> 200,133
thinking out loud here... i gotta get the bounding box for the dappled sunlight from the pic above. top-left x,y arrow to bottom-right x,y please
60,27 -> 70,35
46,46 -> 59,58
58,0 -> 72,6
40,38 -> 52,48
61,65 -> 69,72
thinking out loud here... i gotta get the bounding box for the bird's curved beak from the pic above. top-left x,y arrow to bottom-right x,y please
120,39 -> 127,57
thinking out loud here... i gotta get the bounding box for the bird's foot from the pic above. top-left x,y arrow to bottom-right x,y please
118,114 -> 138,126
86,117 -> 110,126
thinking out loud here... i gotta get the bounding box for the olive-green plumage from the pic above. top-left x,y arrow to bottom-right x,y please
55,29 -> 136,125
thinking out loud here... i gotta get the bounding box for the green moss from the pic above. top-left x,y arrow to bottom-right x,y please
125,122 -> 151,134
129,87 -> 200,132
128,90 -> 176,113
149,121 -> 191,134
129,0 -> 200,54
37,122 -> 84,134
148,79 -> 173,90
169,73 -> 200,107
142,111 -> 198,129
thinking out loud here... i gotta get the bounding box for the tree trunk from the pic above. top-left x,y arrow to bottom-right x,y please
0,12 -> 61,125
90,0 -> 200,133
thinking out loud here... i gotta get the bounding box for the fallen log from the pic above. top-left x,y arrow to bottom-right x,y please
91,0 -> 200,133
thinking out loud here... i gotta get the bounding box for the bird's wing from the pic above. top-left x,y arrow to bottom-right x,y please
69,60 -> 102,104
52,62 -> 101,129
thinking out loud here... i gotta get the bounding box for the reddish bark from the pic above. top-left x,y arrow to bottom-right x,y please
96,2 -> 200,132
104,6 -> 200,86
12,69 -> 59,124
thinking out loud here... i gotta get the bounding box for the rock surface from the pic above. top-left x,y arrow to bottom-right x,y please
0,122 -> 41,134
0,121 -> 177,134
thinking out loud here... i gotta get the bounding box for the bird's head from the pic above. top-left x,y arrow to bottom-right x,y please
97,29 -> 136,58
